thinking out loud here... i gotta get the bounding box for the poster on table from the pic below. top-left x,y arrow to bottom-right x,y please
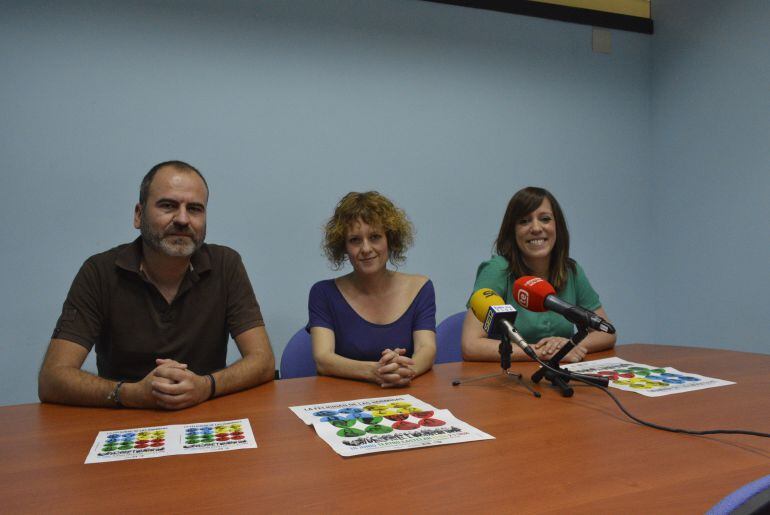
289,394 -> 440,425
85,418 -> 256,464
290,395 -> 494,457
562,357 -> 735,397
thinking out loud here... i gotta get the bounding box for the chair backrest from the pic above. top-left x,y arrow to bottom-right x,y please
707,474 -> 770,515
435,311 -> 466,364
279,328 -> 317,379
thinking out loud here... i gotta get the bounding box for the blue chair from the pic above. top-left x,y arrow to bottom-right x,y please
279,328 -> 317,379
435,311 -> 466,364
707,474 -> 770,514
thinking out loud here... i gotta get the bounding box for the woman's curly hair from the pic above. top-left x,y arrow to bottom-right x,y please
323,191 -> 414,270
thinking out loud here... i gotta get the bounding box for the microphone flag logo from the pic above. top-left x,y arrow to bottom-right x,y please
483,310 -> 495,334
517,289 -> 529,308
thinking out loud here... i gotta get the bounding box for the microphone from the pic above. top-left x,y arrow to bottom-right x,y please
513,276 -> 616,334
469,288 -> 538,360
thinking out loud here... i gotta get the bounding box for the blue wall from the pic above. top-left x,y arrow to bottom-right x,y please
3,0 -> 762,407
650,0 -> 770,350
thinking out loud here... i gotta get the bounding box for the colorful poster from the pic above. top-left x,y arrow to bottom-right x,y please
179,419 -> 256,455
289,394 -> 440,425
85,425 -> 172,463
562,357 -> 735,397
85,418 -> 256,464
290,396 -> 494,457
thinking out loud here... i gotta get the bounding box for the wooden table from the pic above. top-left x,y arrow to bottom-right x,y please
1,344 -> 768,514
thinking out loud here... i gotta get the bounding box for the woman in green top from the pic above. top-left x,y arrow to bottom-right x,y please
461,187 -> 616,363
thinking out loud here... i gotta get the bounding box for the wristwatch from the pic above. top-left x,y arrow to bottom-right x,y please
107,381 -> 124,408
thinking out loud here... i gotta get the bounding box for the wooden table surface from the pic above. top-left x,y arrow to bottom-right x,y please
1,344 -> 768,514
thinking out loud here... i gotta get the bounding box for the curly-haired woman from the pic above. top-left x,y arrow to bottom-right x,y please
307,191 -> 436,387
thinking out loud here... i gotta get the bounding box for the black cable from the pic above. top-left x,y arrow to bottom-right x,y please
532,356 -> 770,438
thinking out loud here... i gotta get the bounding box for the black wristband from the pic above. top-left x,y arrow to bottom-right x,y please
206,374 -> 216,400
108,381 -> 124,408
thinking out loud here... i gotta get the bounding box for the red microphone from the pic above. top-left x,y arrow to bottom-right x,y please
513,276 -> 615,334
513,276 -> 554,312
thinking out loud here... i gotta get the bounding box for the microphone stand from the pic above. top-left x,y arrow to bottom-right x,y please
453,332 -> 541,398
530,325 -> 609,397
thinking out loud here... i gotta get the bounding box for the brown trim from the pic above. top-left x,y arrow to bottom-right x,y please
424,0 -> 654,34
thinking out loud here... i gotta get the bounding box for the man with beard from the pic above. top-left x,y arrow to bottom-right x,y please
38,161 -> 275,409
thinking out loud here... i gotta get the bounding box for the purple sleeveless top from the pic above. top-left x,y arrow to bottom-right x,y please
306,279 -> 436,361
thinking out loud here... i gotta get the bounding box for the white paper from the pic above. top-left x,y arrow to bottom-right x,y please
85,418 -> 257,464
178,419 -> 257,455
289,394 -> 441,425
290,395 -> 494,457
562,357 -> 735,397
312,408 -> 494,457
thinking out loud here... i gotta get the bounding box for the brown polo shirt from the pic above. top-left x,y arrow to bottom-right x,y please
52,237 -> 264,381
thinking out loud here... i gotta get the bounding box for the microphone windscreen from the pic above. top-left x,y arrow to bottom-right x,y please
513,276 -> 556,312
469,288 -> 506,324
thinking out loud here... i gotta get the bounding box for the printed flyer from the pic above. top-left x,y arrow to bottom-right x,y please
562,357 -> 735,397
85,418 -> 256,464
289,394 -> 439,425
290,395 -> 494,457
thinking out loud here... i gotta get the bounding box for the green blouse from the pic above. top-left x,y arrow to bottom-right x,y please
469,255 -> 601,344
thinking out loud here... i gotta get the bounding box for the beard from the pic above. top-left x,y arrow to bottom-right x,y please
140,217 -> 205,258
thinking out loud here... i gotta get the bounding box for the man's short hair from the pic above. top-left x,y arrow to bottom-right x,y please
139,161 -> 209,207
